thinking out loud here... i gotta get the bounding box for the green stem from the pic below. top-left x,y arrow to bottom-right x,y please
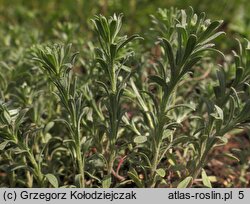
27,151 -> 44,187
76,143 -> 85,187
149,144 -> 161,187
188,137 -> 215,187
73,110 -> 85,188
106,91 -> 118,179
15,140 -> 44,187
149,82 -> 177,187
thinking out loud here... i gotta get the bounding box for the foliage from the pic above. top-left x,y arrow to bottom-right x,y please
0,5 -> 249,188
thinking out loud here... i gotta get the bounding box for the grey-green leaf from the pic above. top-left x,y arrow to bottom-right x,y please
128,168 -> 144,188
177,176 -> 193,188
222,153 -> 239,162
198,20 -> 223,43
102,175 -> 112,188
201,168 -> 212,188
45,174 -> 58,188
134,136 -> 147,144
156,168 -> 166,178
0,140 -> 11,150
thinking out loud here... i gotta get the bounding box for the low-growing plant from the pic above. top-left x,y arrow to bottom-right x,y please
92,13 -> 142,186
32,44 -> 89,187
0,7 -> 249,188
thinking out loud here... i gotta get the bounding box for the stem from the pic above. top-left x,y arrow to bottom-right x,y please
148,84 -> 175,187
56,76 -> 86,187
76,143 -> 85,187
72,109 -> 85,188
9,170 -> 16,187
188,137 -> 215,187
149,145 -> 160,187
187,154 -> 208,187
23,156 -> 33,187
16,140 -> 44,187
107,150 -> 116,176
106,91 -> 119,179
27,151 -> 44,187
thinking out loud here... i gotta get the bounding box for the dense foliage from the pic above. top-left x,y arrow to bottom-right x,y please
0,2 -> 249,188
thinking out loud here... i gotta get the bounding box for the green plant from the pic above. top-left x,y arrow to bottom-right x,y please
32,44 -> 87,187
92,13 -> 142,186
0,6 -> 249,188
0,103 -> 44,186
126,7 -> 226,187
187,39 -> 250,186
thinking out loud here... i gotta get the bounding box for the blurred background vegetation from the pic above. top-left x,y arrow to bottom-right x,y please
0,0 -> 249,46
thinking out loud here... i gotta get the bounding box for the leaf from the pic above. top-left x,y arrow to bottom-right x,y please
237,100 -> 250,122
3,110 -> 11,124
233,67 -> 244,86
164,122 -> 182,130
13,147 -> 28,155
53,118 -> 73,134
213,86 -> 221,99
183,34 -> 197,62
227,96 -> 236,125
0,140 -> 11,150
148,75 -> 167,88
136,152 -> 151,166
166,152 -> 177,166
222,153 -> 239,162
201,168 -> 212,188
110,43 -> 117,61
102,175 -> 112,188
134,135 -> 147,144
96,80 -> 110,95
141,90 -> 159,114
9,164 -> 33,173
130,79 -> 149,112
177,176 -> 193,188
95,58 -> 110,77
173,136 -> 190,145
15,108 -> 29,128
216,68 -> 226,93
169,164 -> 186,172
166,103 -> 196,113
198,20 -> 223,43
45,173 -> 58,188
84,171 -> 101,183
128,168 -> 144,188
180,56 -> 201,76
205,48 -> 225,58
156,168 -> 166,178
161,38 -> 175,73
215,136 -> 228,145
114,180 -> 134,188
200,31 -> 225,45
44,121 -> 55,133
176,25 -> 188,45
117,34 -> 143,52
212,105 -> 224,121
208,176 -> 217,182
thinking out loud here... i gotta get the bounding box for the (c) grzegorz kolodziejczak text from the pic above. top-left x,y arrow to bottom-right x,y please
2,190 -> 137,202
